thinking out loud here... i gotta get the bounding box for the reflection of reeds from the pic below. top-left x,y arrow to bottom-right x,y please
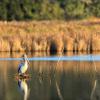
56,81 -> 63,100
90,79 -> 97,100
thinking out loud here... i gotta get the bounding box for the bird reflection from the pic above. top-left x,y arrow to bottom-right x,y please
18,79 -> 30,100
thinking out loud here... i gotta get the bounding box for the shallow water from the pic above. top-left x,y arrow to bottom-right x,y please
0,53 -> 100,100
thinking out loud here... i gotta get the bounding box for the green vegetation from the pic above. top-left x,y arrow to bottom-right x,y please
0,0 -> 100,21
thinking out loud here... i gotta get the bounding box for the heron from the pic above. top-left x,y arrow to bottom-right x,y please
18,54 -> 29,76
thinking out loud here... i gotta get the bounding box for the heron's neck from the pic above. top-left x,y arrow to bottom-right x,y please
25,60 -> 28,64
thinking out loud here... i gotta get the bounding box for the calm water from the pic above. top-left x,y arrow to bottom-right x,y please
0,52 -> 100,100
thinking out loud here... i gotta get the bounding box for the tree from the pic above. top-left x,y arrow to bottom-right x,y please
19,0 -> 34,19
90,0 -> 100,17
40,0 -> 64,20
0,0 -> 7,20
65,0 -> 85,19
31,1 -> 42,20
7,0 -> 24,20
0,0 -> 99,20
51,2 -> 64,19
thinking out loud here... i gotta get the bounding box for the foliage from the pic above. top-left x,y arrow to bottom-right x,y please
0,0 -> 99,20
64,0 -> 85,19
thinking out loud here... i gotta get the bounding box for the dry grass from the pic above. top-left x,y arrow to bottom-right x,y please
0,18 -> 100,52
0,18 -> 99,37
0,23 -> 89,36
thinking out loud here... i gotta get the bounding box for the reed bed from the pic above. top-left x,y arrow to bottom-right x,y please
0,18 -> 100,52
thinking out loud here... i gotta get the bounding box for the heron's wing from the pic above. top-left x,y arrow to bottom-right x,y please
18,63 -> 24,73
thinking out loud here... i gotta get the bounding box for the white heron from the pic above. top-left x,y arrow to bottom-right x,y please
18,54 -> 29,76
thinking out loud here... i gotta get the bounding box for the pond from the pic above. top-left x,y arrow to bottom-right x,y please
0,52 -> 100,100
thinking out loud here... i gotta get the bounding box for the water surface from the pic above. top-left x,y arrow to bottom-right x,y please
0,52 -> 100,100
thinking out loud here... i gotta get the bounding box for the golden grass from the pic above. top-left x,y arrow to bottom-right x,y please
0,18 -> 99,52
0,18 -> 99,37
